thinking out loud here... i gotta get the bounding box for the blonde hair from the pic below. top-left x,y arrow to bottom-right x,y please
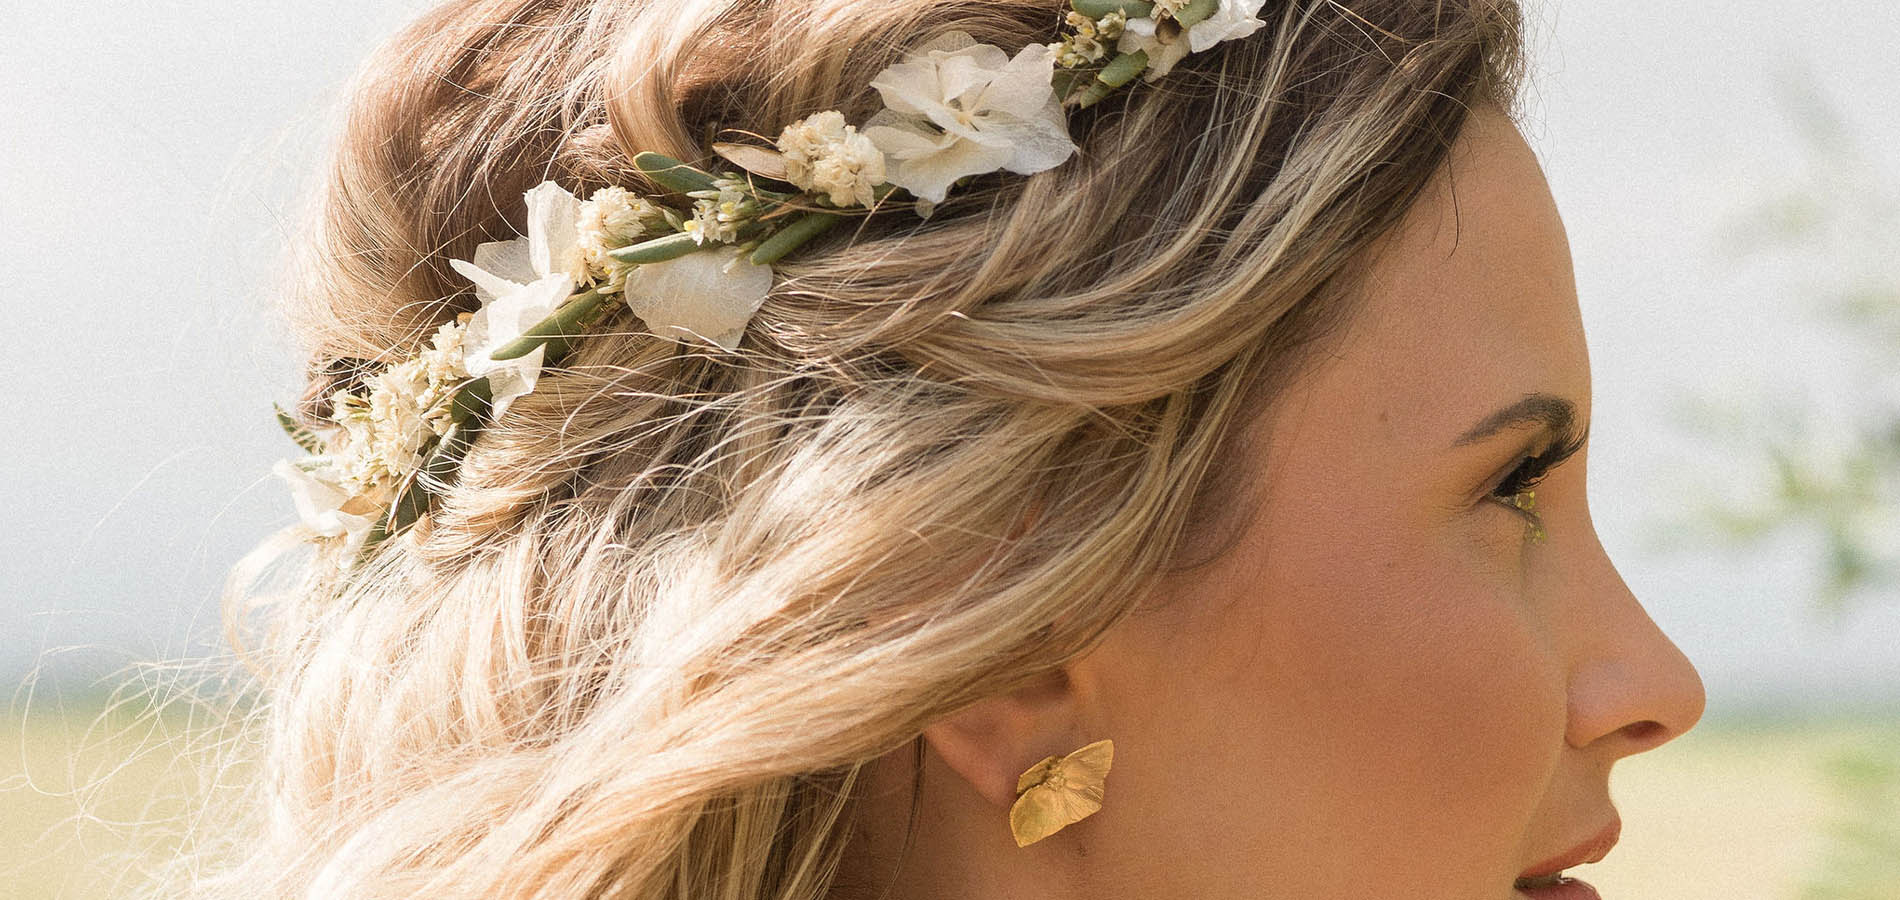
159,0 -> 1525,896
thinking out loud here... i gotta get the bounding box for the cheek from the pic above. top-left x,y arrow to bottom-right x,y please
1094,510 -> 1568,894
1264,525 -> 1562,855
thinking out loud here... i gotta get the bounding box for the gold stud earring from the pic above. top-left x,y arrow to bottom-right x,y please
1008,738 -> 1114,847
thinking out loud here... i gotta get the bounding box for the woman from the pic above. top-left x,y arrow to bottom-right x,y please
185,0 -> 1706,897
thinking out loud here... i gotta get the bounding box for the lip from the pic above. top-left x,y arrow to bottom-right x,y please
1513,876 -> 1602,900
1518,818 -> 1621,879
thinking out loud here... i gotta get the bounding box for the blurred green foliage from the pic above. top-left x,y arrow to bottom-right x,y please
1796,726 -> 1900,900
1665,74 -> 1900,898
1668,75 -> 1900,623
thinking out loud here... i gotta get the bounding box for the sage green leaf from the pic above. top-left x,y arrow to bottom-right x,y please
488,289 -> 611,362
1097,49 -> 1149,87
1051,67 -> 1084,104
634,151 -> 719,195
749,211 -> 842,265
1071,0 -> 1153,18
380,420 -> 481,537
608,231 -> 705,265
1174,0 -> 1220,28
273,402 -> 325,454
1079,50 -> 1148,107
448,376 -> 492,425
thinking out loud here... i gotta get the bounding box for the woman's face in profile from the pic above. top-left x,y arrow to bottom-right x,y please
893,104 -> 1708,900
1066,105 -> 1709,896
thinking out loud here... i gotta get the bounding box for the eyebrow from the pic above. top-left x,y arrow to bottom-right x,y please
1451,393 -> 1580,447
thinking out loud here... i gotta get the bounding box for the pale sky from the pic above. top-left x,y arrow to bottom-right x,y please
4,1 -> 1896,717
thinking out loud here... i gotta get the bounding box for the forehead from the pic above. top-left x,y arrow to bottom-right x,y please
1265,106 -> 1590,459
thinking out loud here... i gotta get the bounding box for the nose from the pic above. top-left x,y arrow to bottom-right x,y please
1562,529 -> 1708,757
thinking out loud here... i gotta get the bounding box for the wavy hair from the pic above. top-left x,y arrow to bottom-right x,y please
155,0 -> 1525,896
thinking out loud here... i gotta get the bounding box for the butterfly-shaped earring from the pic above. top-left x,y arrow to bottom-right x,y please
1008,738 -> 1114,847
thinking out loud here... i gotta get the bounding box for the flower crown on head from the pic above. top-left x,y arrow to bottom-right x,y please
273,0 -> 1269,567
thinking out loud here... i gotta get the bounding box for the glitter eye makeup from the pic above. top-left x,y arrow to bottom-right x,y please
1486,424 -> 1587,542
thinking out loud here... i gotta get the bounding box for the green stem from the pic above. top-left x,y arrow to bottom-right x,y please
488,288 -> 611,361
750,211 -> 843,265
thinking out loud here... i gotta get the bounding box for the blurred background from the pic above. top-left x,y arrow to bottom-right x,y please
3,1 -> 1896,897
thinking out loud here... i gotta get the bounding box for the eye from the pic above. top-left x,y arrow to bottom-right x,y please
1486,429 -> 1587,542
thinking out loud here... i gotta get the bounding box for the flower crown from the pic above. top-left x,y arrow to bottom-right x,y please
273,0 -> 1268,566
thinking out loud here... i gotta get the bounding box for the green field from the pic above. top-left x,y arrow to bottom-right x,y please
3,702 -> 1896,899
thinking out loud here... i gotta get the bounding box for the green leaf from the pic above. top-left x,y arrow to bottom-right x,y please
1079,50 -> 1147,107
448,376 -> 492,425
1072,0 -> 1153,18
379,420 -> 482,538
1051,67 -> 1084,104
608,231 -> 705,265
633,151 -> 719,195
1173,0 -> 1219,28
488,289 -> 612,362
273,402 -> 325,454
750,211 -> 843,265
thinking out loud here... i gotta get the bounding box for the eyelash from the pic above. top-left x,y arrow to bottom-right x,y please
1487,429 -> 1587,542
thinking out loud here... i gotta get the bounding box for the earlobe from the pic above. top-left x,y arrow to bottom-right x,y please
919,666 -> 1080,810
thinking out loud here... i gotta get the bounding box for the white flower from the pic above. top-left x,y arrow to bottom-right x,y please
448,180 -> 590,419
683,175 -> 756,245
859,30 -> 1077,204
1117,0 -> 1267,82
272,457 -> 377,553
621,244 -> 773,351
776,110 -> 888,208
1051,10 -> 1124,68
575,185 -> 666,289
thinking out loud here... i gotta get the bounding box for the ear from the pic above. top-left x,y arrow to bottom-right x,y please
920,495 -> 1083,809
920,664 -> 1083,810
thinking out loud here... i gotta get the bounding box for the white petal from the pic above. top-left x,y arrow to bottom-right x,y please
1188,0 -> 1268,51
472,237 -> 537,286
1121,16 -> 1159,38
868,54 -> 944,119
891,131 -> 1014,203
622,245 -> 773,350
862,108 -> 959,159
980,42 -> 1061,121
451,240 -> 533,304
523,181 -> 584,279
479,343 -> 547,420
915,28 -> 979,55
1143,39 -> 1192,81
997,111 -> 1077,176
462,272 -> 574,417
935,44 -> 1012,109
465,272 -> 575,359
273,458 -> 367,538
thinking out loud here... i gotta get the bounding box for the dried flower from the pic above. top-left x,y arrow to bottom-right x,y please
448,180 -> 591,418
1052,10 -> 1125,68
621,243 -> 774,351
1118,0 -> 1267,81
683,175 -> 756,245
859,29 -> 1077,204
776,110 -> 888,208
575,185 -> 669,291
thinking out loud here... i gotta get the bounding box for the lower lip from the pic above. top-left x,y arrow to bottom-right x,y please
1514,876 -> 1601,900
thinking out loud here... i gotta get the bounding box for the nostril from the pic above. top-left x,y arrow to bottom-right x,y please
1620,719 -> 1669,751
